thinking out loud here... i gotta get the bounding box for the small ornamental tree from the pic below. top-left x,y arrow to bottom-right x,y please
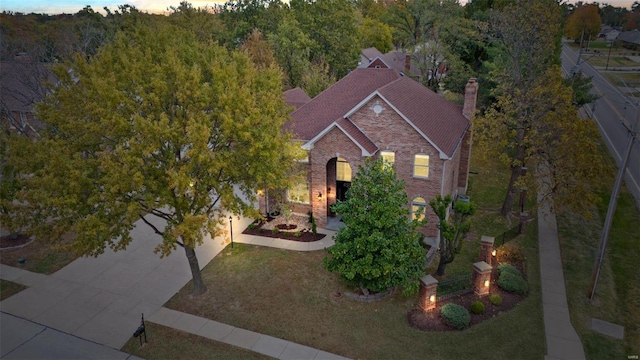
324,158 -> 426,296
430,195 -> 477,276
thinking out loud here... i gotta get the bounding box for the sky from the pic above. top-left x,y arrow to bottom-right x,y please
0,0 -> 636,15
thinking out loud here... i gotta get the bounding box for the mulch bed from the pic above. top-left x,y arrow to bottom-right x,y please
0,233 -> 32,249
408,261 -> 527,332
242,219 -> 326,242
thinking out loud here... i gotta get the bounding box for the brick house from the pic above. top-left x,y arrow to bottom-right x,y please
273,68 -> 478,237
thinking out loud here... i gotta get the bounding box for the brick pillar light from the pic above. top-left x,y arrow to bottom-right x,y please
418,275 -> 438,312
479,235 -> 495,266
473,261 -> 492,297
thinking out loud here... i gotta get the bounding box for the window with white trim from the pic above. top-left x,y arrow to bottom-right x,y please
413,154 -> 430,178
412,197 -> 427,221
287,179 -> 310,204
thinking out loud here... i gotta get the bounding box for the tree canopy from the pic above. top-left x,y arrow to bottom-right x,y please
565,4 -> 602,41
4,21 -> 301,296
324,158 -> 426,296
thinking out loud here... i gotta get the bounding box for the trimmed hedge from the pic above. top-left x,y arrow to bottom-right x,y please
489,294 -> 503,306
497,263 -> 522,278
441,303 -> 471,330
497,271 -> 528,295
470,301 -> 485,314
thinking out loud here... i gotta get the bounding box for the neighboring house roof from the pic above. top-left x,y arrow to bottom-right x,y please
0,60 -> 55,135
361,47 -> 384,63
617,29 -> 640,45
290,68 -> 469,158
283,87 -> 311,110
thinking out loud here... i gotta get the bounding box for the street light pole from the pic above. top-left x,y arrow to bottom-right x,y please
229,216 -> 234,248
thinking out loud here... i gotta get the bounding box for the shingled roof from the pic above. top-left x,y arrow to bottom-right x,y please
376,76 -> 469,157
289,68 -> 470,159
288,68 -> 400,140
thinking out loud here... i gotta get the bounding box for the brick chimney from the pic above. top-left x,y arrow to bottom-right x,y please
404,53 -> 411,74
463,78 -> 478,120
458,78 -> 478,194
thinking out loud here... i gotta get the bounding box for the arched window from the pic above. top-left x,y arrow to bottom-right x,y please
412,197 -> 427,221
413,154 -> 430,178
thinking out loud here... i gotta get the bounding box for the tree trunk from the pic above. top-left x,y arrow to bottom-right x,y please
501,166 -> 520,216
184,244 -> 207,296
436,254 -> 448,276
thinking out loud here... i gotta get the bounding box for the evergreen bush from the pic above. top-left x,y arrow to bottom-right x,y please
497,263 -> 522,277
497,272 -> 528,295
470,301 -> 485,314
489,294 -> 503,306
440,303 -> 471,330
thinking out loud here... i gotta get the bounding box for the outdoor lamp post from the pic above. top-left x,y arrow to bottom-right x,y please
229,216 -> 234,248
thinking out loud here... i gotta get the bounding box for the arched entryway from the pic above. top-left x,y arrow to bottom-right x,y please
326,157 -> 352,217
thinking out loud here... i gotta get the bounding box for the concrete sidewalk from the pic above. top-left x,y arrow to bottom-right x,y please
537,182 -> 586,360
0,214 -> 344,359
1,312 -> 141,360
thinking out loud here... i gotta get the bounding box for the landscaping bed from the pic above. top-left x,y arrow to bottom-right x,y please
242,214 -> 326,242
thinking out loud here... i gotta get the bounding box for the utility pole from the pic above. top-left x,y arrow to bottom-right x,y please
606,40 -> 613,71
587,104 -> 639,300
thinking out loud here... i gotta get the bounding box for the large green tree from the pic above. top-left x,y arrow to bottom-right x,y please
324,158 -> 426,296
4,21 -> 301,296
290,0 -> 360,78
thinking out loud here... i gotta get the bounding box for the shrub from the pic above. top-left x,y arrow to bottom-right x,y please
248,223 -> 257,230
470,301 -> 485,314
497,272 -> 528,295
497,243 -> 524,263
294,231 -> 302,237
497,263 -> 522,278
271,228 -> 279,235
440,303 -> 471,330
489,294 -> 503,306
309,211 -> 317,235
258,228 -> 264,233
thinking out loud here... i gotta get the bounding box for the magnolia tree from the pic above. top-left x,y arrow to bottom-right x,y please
4,20 -> 301,296
324,158 -> 426,296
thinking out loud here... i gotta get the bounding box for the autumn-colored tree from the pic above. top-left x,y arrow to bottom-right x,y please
4,22 -> 301,296
478,0 -> 564,216
565,4 -> 601,41
324,158 -> 426,296
241,28 -> 278,69
476,66 -> 606,216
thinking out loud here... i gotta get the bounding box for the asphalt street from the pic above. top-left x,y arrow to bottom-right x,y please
561,43 -> 640,208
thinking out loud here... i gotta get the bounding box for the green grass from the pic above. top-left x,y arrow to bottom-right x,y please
601,72 -> 640,88
167,242 -> 545,360
120,322 -> 272,360
555,135 -> 640,359
0,236 -> 78,274
587,56 -> 639,68
0,279 -> 27,301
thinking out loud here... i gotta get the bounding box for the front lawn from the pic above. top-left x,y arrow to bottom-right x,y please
166,241 -> 544,360
121,322 -> 272,360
